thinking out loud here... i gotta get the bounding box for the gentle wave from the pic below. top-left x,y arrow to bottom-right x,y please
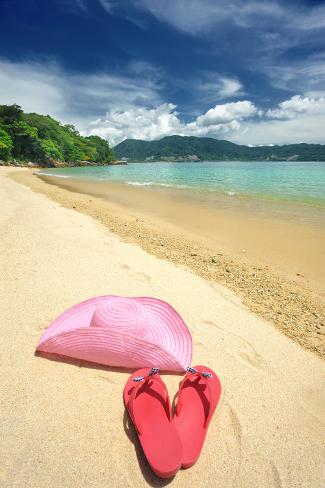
126,181 -> 154,186
37,172 -> 72,179
126,180 -> 191,189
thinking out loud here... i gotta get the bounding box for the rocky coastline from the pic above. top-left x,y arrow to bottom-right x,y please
0,159 -> 126,168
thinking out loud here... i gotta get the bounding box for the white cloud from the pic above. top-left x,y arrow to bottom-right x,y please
88,100 -> 259,145
196,101 -> 258,126
195,76 -> 243,103
217,78 -> 242,98
127,0 -> 287,34
230,114 -> 325,146
222,96 -> 325,146
89,95 -> 325,146
263,54 -> 325,93
88,103 -> 182,144
0,60 -> 63,117
266,95 -> 325,120
103,0 -> 325,36
103,0 -> 325,102
0,58 -> 162,130
293,4 -> 325,31
1,58 -> 325,146
98,0 -> 114,13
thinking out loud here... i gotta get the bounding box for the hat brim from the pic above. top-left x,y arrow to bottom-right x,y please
36,296 -> 192,372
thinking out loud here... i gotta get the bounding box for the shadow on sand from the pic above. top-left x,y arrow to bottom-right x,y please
35,350 -> 179,486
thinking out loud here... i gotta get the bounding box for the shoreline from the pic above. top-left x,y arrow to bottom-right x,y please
36,173 -> 325,292
9,168 -> 325,359
35,169 -> 325,210
36,162 -> 325,210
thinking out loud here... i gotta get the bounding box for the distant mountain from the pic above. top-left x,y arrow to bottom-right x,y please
114,135 -> 325,162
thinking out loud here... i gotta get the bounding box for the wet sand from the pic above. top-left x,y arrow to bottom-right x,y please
36,174 -> 325,292
9,169 -> 325,358
1,166 -> 325,488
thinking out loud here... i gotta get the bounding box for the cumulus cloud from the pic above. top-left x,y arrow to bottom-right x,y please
222,95 -> 325,146
0,57 -> 257,145
196,101 -> 258,126
266,95 -> 325,120
89,95 -> 325,147
88,100 -> 259,145
88,103 -> 182,144
230,114 -> 325,146
1,58 -> 325,146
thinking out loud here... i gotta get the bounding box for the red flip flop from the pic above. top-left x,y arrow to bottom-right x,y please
173,365 -> 222,468
123,367 -> 182,478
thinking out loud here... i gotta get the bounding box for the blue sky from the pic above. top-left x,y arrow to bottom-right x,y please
0,0 -> 325,145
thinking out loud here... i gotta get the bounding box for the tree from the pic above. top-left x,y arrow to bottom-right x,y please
0,104 -> 23,124
40,139 -> 64,161
63,124 -> 79,136
0,129 -> 13,161
0,104 -> 116,165
6,121 -> 39,159
86,135 -> 115,161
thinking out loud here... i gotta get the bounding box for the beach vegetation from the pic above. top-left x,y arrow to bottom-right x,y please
0,104 -> 115,165
0,104 -> 23,124
0,128 -> 14,160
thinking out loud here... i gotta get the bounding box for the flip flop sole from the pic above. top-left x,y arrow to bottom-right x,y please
124,368 -> 182,478
173,365 -> 222,468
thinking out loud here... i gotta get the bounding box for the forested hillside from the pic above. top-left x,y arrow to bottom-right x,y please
2,105 -> 324,166
114,135 -> 325,161
0,104 -> 114,166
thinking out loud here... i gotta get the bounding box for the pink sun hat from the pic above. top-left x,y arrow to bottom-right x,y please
36,295 -> 192,372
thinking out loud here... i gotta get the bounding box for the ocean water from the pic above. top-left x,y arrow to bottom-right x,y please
38,161 -> 325,207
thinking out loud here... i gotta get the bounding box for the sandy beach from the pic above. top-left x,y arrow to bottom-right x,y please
9,169 -> 325,358
35,172 -> 325,293
1,167 -> 325,487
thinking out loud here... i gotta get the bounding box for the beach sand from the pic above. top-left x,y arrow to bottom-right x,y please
9,169 -> 325,358
34,173 -> 325,293
1,167 -> 325,488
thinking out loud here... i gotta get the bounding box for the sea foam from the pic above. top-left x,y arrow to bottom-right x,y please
37,172 -> 72,179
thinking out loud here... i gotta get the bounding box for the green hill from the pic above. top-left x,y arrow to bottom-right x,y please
114,135 -> 325,162
0,104 -> 115,166
2,106 -> 324,165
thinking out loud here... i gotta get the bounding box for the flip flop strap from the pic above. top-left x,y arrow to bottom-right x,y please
128,368 -> 171,435
132,367 -> 159,382
177,366 -> 214,428
186,366 -> 213,379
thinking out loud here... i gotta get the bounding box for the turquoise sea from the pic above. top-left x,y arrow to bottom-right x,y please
38,161 -> 325,208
